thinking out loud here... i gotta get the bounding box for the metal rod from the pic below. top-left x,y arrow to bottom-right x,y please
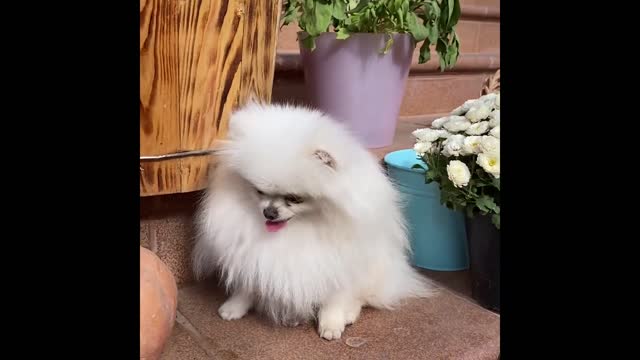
140,149 -> 223,161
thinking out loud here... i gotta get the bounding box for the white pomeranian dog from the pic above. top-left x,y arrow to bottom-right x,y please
193,100 -> 434,340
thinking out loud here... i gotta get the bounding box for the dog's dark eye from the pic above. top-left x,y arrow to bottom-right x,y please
256,188 -> 264,195
285,194 -> 303,204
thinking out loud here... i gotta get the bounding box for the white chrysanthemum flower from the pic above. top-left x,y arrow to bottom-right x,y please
451,99 -> 480,116
447,160 -> 471,188
431,116 -> 450,129
443,116 -> 471,133
489,110 -> 500,128
489,125 -> 500,139
466,121 -> 490,136
477,152 -> 500,178
413,141 -> 432,156
495,92 -> 500,109
480,135 -> 500,155
462,136 -> 483,155
442,134 -> 465,157
465,103 -> 492,123
412,128 -> 450,142
479,93 -> 497,108
479,93 -> 497,101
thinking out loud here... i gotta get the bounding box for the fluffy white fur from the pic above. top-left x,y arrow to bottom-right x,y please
193,101 -> 434,340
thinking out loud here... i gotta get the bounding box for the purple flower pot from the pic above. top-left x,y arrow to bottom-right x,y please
299,32 -> 414,149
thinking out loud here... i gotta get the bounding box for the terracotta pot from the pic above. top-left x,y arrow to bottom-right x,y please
140,247 -> 178,360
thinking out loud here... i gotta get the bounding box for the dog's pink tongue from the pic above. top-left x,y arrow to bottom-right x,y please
266,220 -> 287,232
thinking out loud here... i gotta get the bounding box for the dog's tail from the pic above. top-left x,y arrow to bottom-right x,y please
191,192 -> 220,281
191,237 -> 217,281
365,259 -> 438,311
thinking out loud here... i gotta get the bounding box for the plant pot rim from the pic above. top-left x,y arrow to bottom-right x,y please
297,31 -> 414,38
384,149 -> 428,174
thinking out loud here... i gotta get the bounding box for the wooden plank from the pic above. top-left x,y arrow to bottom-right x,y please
140,160 -> 182,197
140,155 -> 214,197
140,0 -> 181,157
178,0 -> 244,150
239,0 -> 282,105
140,0 -> 280,196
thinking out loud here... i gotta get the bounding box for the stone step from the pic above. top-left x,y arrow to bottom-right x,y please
160,278 -> 500,359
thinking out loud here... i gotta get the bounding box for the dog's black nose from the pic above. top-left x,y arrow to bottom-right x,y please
263,207 -> 278,221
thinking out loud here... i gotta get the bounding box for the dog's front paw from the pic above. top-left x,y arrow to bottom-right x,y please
218,299 -> 250,321
319,325 -> 343,340
318,312 -> 346,340
344,301 -> 363,325
283,319 -> 300,327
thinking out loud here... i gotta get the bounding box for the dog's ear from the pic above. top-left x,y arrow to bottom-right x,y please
313,149 -> 337,170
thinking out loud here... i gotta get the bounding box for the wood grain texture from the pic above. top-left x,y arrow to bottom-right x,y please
239,0 -> 281,106
140,0 -> 281,196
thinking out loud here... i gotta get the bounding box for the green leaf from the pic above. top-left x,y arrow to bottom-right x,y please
418,40 -> 431,64
406,12 -> 428,42
412,164 -> 426,171
288,0 -> 461,68
381,34 -> 394,54
492,178 -> 500,190
366,7 -> 378,30
438,0 -> 450,30
301,0 -> 333,36
427,22 -> 439,44
347,0 -> 370,14
446,39 -> 459,69
453,35 -> 461,63
492,214 -> 500,230
476,195 -> 499,214
427,169 -> 439,182
400,0 -> 410,16
449,0 -> 461,29
336,27 -> 350,39
436,37 -> 447,54
397,9 -> 405,28
301,34 -> 316,50
430,1 -> 441,18
332,0 -> 347,20
436,38 -> 448,71
281,0 -> 300,27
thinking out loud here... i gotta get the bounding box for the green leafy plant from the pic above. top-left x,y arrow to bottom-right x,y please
281,0 -> 461,70
411,91 -> 500,229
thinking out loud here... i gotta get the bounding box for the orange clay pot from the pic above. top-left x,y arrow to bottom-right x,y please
140,246 -> 178,360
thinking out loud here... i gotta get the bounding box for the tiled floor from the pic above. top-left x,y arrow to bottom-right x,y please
160,270 -> 499,360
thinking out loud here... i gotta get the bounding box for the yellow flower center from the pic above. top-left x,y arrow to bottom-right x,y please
489,159 -> 496,166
